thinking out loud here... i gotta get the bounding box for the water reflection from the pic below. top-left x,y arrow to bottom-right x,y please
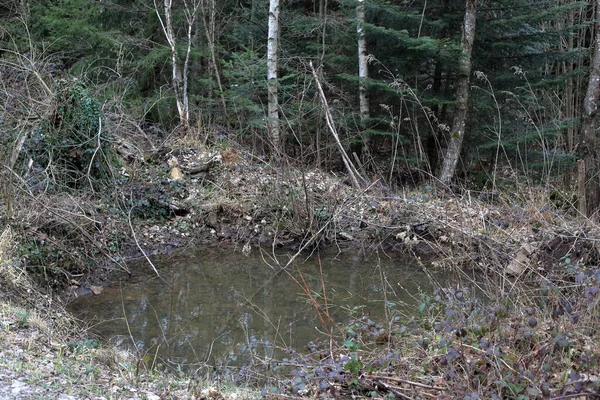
68,247 -> 440,366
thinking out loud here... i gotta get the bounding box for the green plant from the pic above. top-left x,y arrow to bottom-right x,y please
46,80 -> 113,189
66,338 -> 100,353
18,79 -> 116,192
560,255 -> 580,274
11,309 -> 30,330
342,338 -> 363,375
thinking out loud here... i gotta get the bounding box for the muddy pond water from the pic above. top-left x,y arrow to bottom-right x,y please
68,247 -> 449,367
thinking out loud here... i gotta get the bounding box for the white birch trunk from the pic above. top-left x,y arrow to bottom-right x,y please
438,0 -> 476,184
356,0 -> 370,160
182,1 -> 197,133
357,0 -> 369,122
155,0 -> 193,135
267,0 -> 281,152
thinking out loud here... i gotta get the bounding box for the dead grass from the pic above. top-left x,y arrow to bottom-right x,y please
0,225 -> 259,399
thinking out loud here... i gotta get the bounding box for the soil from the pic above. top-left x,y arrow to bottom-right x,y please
61,143 -> 600,301
3,140 -> 600,399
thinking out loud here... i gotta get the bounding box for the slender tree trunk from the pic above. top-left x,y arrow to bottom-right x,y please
561,6 -> 575,187
267,0 -> 281,153
357,0 -> 369,123
316,0 -> 328,166
201,0 -> 227,119
565,7 -> 575,155
427,0 -> 449,176
579,0 -> 600,217
311,62 -> 365,190
165,0 -> 186,133
155,0 -> 195,135
357,0 -> 370,159
438,0 -> 476,185
181,1 -> 197,133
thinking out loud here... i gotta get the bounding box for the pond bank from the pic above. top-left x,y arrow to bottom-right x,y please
1,143 -> 600,398
50,144 -> 600,298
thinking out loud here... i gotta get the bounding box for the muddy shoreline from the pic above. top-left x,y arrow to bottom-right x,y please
61,145 -> 596,304
3,144 -> 600,399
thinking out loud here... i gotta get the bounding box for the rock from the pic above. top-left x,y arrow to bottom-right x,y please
170,166 -> 184,181
339,232 -> 353,241
69,286 -> 92,298
506,242 -> 539,275
167,156 -> 184,181
91,285 -> 104,295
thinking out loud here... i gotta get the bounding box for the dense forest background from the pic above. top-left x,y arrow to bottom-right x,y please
1,0 -> 599,210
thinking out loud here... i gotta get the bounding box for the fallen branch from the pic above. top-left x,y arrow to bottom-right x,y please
310,61 -> 366,190
364,374 -> 446,391
86,116 -> 103,192
373,380 -> 416,400
127,206 -> 166,282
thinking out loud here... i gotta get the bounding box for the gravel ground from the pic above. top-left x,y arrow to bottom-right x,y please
0,302 -> 186,400
0,300 -> 261,400
0,307 -> 101,399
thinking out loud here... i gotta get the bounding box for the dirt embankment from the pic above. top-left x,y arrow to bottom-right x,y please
2,139 -> 600,399
63,142 -> 600,297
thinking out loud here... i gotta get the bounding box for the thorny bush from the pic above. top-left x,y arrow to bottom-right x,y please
212,265 -> 600,399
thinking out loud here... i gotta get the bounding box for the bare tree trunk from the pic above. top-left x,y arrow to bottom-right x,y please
561,6 -> 576,187
426,0 -> 449,177
181,1 -> 197,133
201,0 -> 227,118
579,0 -> 600,217
555,1 -> 577,187
357,0 -> 370,160
316,0 -> 328,167
267,0 -> 281,153
565,7 -> 575,156
155,0 -> 197,135
438,0 -> 476,185
357,0 -> 369,122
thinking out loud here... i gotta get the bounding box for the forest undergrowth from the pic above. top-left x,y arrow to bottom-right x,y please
0,49 -> 599,399
2,131 -> 600,398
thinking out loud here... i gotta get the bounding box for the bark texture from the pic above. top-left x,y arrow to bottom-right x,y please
438,0 -> 476,185
579,0 -> 600,217
155,0 -> 192,135
267,0 -> 281,153
357,0 -> 369,122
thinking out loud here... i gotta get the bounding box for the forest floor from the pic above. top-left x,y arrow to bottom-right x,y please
1,138 -> 600,398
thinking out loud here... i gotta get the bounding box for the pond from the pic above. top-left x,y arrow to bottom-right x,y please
68,246 -> 448,368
